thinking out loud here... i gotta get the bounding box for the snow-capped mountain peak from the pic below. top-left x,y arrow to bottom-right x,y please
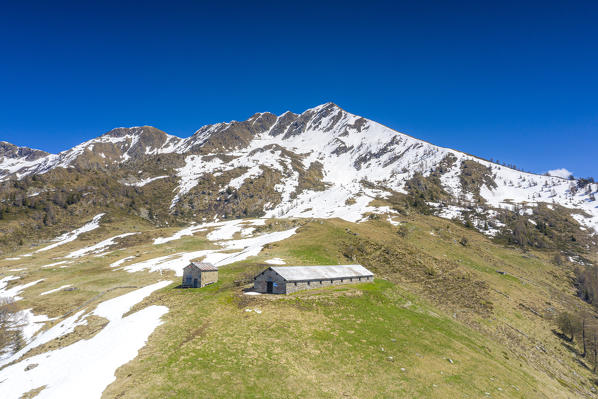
1,103 -> 596,238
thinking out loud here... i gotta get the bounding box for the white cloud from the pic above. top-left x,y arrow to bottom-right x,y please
547,168 -> 573,179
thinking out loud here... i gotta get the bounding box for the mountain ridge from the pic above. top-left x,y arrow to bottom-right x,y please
0,102 -> 574,180
0,103 -> 596,256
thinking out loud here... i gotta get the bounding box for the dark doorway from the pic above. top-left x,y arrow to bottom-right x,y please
267,281 -> 273,293
193,278 -> 199,288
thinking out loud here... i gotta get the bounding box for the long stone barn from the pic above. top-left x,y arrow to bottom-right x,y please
253,265 -> 374,294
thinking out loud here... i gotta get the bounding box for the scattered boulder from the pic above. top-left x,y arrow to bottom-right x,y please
25,363 -> 38,371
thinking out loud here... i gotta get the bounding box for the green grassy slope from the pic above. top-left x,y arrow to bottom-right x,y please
1,213 -> 596,398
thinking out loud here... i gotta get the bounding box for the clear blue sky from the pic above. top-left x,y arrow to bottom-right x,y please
1,1 -> 596,177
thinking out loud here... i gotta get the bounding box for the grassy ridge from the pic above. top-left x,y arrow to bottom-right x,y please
104,279 -> 540,398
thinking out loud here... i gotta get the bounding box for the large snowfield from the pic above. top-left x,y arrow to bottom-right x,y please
124,219 -> 297,275
0,281 -> 171,399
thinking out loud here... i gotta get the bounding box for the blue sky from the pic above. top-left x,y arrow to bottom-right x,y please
1,1 -> 596,177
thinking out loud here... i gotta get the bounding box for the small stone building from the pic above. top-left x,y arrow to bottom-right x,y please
182,262 -> 218,288
254,265 -> 374,294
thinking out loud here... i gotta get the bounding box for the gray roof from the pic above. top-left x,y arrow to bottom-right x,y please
269,265 -> 373,281
188,262 -> 218,272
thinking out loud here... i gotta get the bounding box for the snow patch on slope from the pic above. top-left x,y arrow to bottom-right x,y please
124,175 -> 168,187
0,281 -> 171,399
65,232 -> 138,258
36,214 -> 105,253
0,278 -> 44,301
153,219 -> 265,245
110,256 -> 136,268
265,258 -> 286,265
41,260 -> 70,269
124,227 -> 296,276
40,285 -> 72,296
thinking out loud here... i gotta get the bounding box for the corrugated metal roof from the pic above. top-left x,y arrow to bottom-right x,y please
269,265 -> 373,281
189,262 -> 218,271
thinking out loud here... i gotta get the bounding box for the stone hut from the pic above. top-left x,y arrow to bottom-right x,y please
253,265 -> 374,294
182,262 -> 218,288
